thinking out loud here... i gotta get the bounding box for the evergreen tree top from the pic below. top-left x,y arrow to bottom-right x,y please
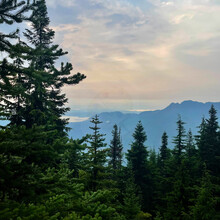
127,121 -> 148,162
206,105 -> 218,132
160,131 -> 169,162
109,124 -> 123,170
172,116 -> 186,162
173,115 -> 186,144
24,0 -> 54,47
88,115 -> 106,145
89,115 -> 102,131
186,129 -> 193,145
161,131 -> 168,147
132,121 -> 147,144
196,117 -> 207,139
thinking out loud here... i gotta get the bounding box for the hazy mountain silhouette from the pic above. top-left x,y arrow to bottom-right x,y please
68,100 -> 220,152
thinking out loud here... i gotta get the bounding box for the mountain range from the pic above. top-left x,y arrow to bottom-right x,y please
68,100 -> 220,152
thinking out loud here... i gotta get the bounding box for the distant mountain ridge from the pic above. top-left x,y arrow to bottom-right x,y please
69,100 -> 220,151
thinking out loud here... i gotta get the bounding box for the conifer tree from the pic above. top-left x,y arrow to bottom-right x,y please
159,131 -> 169,169
196,117 -> 207,170
156,132 -> 170,213
0,0 -> 86,162
185,129 -> 197,165
165,117 -> 190,219
126,121 -> 152,212
127,121 -> 148,175
186,129 -> 196,157
173,115 -> 186,165
0,0 -> 86,204
86,115 -> 108,191
185,129 -> 199,179
20,0 -> 86,132
198,105 -> 219,176
109,124 -> 123,173
197,106 -> 220,217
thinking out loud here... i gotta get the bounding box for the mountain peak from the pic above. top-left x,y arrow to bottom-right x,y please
165,100 -> 202,110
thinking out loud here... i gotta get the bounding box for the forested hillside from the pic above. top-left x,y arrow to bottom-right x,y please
0,1 -> 219,219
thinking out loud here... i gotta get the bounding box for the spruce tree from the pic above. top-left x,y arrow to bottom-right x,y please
0,0 -> 86,164
20,0 -> 86,132
126,121 -> 152,212
156,132 -> 170,213
165,117 -> 190,219
173,115 -> 186,165
0,0 -> 86,204
159,131 -> 169,168
186,129 -> 196,157
185,129 -> 199,180
109,124 -> 123,173
198,105 -> 219,176
86,115 -> 108,191
197,106 -> 220,217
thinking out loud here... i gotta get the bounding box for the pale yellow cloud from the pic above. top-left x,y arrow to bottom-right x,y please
62,116 -> 89,123
50,0 -> 220,110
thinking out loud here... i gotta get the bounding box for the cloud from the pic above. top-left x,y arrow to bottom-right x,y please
48,0 -> 220,110
62,116 -> 89,123
128,109 -> 157,112
47,0 -> 76,8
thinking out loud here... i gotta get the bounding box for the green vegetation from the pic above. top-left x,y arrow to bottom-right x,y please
0,1 -> 219,219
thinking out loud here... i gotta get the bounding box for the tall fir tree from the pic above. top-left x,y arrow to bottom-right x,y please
198,105 -> 219,176
0,0 -> 86,204
165,116 -> 190,219
20,0 -> 86,133
186,129 -> 196,158
159,131 -> 169,169
86,115 -> 108,191
197,106 -> 220,217
173,115 -> 186,165
185,129 -> 199,181
126,121 -> 152,212
156,132 -> 170,213
109,124 -> 123,173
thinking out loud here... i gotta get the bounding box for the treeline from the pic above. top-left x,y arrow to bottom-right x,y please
0,1 -> 219,219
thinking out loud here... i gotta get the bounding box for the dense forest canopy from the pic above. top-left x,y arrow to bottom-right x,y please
0,1 -> 219,219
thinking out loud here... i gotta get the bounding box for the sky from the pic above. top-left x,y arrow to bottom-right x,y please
3,0 -> 220,115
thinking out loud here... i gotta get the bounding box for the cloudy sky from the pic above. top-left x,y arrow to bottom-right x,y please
33,0 -> 220,112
